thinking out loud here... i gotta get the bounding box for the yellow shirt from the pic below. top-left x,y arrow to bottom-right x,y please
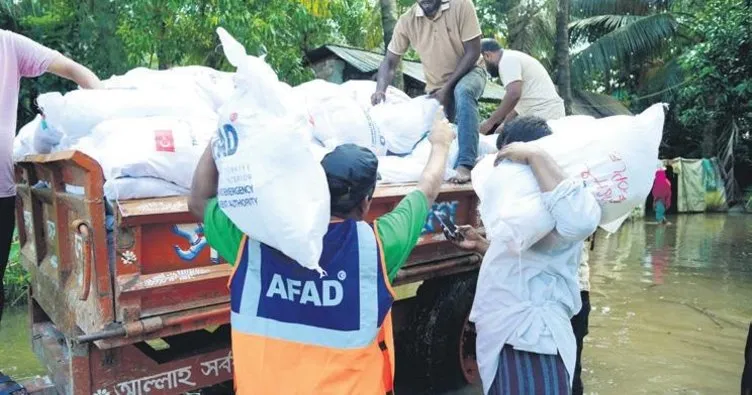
388,0 -> 483,92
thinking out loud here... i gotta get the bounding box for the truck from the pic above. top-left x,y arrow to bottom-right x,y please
14,150 -> 483,394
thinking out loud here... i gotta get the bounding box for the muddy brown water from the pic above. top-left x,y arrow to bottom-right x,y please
2,214 -> 751,394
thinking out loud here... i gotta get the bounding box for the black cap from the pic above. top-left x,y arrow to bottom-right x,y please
321,144 -> 379,215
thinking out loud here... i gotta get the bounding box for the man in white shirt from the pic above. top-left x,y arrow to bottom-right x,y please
478,39 -> 565,135
453,116 -> 601,394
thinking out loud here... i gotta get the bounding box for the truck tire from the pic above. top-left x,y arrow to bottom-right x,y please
398,272 -> 480,392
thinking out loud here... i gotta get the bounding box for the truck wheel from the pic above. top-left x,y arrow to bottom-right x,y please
399,273 -> 480,392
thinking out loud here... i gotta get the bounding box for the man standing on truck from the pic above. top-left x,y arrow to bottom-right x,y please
478,39 -> 565,135
451,116 -> 601,394
372,0 -> 486,184
0,30 -> 102,324
188,112 -> 455,394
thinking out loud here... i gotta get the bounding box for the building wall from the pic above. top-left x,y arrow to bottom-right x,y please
310,57 -> 345,83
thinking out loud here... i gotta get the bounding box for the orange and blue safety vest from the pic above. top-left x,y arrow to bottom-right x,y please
229,219 -> 396,394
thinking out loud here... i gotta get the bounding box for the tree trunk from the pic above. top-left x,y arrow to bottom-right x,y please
379,0 -> 403,90
554,0 -> 573,115
702,121 -> 717,158
380,0 -> 397,50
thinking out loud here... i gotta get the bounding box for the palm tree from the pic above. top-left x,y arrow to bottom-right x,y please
505,0 -> 557,70
568,0 -> 690,95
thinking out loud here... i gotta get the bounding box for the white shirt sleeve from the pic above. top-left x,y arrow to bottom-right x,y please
541,178 -> 601,242
499,53 -> 522,86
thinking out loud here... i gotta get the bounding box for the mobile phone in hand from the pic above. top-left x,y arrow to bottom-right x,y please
434,211 -> 463,242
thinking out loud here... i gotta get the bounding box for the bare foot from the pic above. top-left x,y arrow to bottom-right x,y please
450,166 -> 472,184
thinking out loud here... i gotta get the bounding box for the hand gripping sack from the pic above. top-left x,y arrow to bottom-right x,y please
369,96 -> 441,155
472,103 -> 666,251
215,27 -> 330,275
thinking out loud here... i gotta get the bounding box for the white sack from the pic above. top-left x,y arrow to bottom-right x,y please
340,80 -> 410,109
104,66 -> 235,111
473,104 -> 666,251
214,27 -> 330,275
309,142 -> 333,162
13,116 -> 41,160
478,134 -> 499,157
377,155 -> 457,184
370,96 -> 441,155
73,116 -> 216,188
32,117 -> 64,154
104,177 -> 189,201
37,88 -> 216,144
294,79 -> 387,155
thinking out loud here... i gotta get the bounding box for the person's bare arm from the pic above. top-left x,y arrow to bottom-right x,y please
496,144 -> 563,192
373,51 -> 402,104
417,111 -> 455,206
47,56 -> 103,89
485,81 -> 521,129
188,144 -> 219,220
527,148 -> 566,192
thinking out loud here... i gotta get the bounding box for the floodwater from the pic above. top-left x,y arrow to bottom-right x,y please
2,214 -> 751,394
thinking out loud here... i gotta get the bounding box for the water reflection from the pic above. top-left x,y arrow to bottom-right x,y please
441,214 -> 751,395
585,214 -> 749,395
1,215 -> 751,394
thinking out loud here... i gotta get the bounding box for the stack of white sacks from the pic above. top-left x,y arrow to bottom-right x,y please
12,45 -> 499,201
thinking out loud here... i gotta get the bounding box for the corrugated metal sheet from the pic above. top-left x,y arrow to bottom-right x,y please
325,46 -> 383,73
312,45 -> 505,102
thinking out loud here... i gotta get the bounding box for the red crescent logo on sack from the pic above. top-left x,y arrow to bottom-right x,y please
230,112 -> 238,122
155,130 -> 175,152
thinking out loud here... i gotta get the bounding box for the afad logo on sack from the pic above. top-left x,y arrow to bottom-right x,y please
214,119 -> 239,159
154,129 -> 175,152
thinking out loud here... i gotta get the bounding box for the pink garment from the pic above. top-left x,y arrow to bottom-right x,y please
652,169 -> 672,208
0,30 -> 59,198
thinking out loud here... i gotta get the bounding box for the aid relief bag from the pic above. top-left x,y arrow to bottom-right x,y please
214,28 -> 330,275
293,79 -> 387,156
37,89 -> 216,144
104,177 -> 189,201
473,103 -> 666,251
73,116 -> 216,188
340,80 -> 410,109
369,96 -> 441,155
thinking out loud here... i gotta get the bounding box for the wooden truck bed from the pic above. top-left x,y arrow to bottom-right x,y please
14,150 -> 481,350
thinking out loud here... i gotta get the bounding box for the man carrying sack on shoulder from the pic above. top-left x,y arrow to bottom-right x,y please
189,111 -> 455,394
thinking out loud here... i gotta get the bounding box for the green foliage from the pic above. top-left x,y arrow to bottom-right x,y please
1,0 -> 381,126
4,233 -> 29,307
569,0 -> 683,88
475,0 -> 556,70
672,0 -> 751,163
